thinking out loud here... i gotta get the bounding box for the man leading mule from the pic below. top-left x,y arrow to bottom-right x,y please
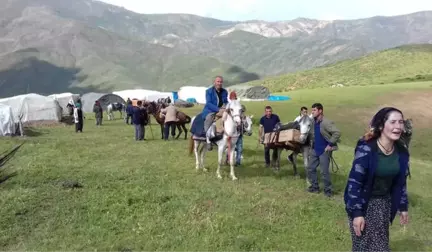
307,103 -> 341,198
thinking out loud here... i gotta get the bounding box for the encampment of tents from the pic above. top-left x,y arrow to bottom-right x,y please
178,86 -> 208,104
113,89 -> 159,101
81,92 -> 126,113
48,92 -> 80,115
0,93 -> 62,124
0,103 -> 16,136
113,89 -> 175,102
227,85 -> 270,101
147,92 -> 174,103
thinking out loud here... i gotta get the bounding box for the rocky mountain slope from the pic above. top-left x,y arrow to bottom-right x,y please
0,0 -> 431,96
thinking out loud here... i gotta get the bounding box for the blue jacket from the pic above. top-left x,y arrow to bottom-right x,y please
344,137 -> 410,224
126,104 -> 134,115
132,106 -> 143,125
201,87 -> 228,119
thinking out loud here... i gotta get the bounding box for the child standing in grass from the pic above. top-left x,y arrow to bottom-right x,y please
344,107 -> 410,251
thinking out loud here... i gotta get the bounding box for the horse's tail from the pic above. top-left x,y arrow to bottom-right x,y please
188,135 -> 194,156
185,115 -> 191,124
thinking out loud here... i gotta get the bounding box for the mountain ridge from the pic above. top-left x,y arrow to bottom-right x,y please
0,0 -> 432,96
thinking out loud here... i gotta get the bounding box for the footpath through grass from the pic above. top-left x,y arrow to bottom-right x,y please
0,82 -> 431,250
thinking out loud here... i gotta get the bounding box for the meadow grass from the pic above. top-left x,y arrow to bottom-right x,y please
0,82 -> 431,250
242,44 -> 432,92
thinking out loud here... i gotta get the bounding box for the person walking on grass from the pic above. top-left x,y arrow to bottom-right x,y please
132,100 -> 145,141
259,105 -> 280,168
160,103 -> 178,141
125,99 -> 133,125
344,107 -> 409,252
307,103 -> 341,197
139,103 -> 148,140
93,100 -> 103,126
73,100 -> 84,133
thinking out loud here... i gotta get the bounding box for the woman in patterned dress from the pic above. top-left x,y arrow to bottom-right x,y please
344,107 -> 410,251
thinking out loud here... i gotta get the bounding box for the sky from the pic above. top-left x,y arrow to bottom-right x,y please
100,0 -> 432,21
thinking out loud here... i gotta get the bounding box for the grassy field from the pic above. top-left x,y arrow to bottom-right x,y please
241,44 -> 432,92
1,82 -> 432,250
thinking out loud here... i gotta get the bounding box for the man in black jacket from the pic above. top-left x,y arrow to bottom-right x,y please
132,101 -> 148,141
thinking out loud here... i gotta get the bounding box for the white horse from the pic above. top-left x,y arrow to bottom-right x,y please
188,100 -> 252,180
107,102 -> 125,120
271,114 -> 313,178
223,115 -> 253,164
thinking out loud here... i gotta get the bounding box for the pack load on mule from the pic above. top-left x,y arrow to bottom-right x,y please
263,121 -> 302,148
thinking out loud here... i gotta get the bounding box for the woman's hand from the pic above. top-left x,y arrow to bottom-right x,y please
400,211 -> 409,225
353,216 -> 365,236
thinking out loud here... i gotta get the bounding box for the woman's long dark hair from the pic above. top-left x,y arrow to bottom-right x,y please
364,107 -> 404,141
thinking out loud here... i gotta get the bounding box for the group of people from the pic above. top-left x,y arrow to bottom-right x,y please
125,98 -> 180,141
124,99 -> 149,141
200,75 -> 411,252
259,103 -> 341,197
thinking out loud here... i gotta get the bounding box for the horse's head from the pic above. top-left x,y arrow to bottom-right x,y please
298,114 -> 313,144
403,118 -> 413,136
225,100 -> 243,125
243,115 -> 253,136
146,101 -> 157,114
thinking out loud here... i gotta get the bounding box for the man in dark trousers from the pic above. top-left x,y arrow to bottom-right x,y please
307,103 -> 341,197
125,99 -> 134,125
259,106 -> 281,167
93,100 -> 103,126
132,100 -> 145,141
139,103 -> 148,140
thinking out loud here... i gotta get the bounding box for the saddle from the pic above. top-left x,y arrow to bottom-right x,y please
212,110 -> 226,135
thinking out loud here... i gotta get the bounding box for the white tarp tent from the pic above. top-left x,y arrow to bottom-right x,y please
147,92 -> 174,102
80,92 -> 125,113
178,86 -> 208,104
48,92 -> 80,115
0,103 -> 16,136
113,89 -> 160,101
0,93 -> 62,123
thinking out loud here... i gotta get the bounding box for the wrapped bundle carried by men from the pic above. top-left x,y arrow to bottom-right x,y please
263,121 -> 301,145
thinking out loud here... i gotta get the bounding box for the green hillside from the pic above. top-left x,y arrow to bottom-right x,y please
242,44 -> 432,92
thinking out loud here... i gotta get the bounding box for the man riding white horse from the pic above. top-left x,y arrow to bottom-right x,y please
201,76 -> 228,151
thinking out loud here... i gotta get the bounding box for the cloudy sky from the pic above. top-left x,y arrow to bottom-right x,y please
100,0 -> 432,21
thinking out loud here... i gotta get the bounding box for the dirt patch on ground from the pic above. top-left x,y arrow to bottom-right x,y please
337,90 -> 432,130
23,120 -> 65,128
376,91 -> 432,129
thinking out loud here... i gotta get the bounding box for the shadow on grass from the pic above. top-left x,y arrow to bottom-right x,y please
238,147 -> 349,194
61,116 -> 75,126
391,238 -> 428,251
0,171 -> 18,185
23,127 -> 47,137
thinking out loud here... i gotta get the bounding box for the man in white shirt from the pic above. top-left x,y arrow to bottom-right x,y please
294,106 -> 311,122
288,106 -> 312,164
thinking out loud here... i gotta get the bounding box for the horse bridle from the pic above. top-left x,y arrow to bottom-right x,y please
224,109 -> 251,136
